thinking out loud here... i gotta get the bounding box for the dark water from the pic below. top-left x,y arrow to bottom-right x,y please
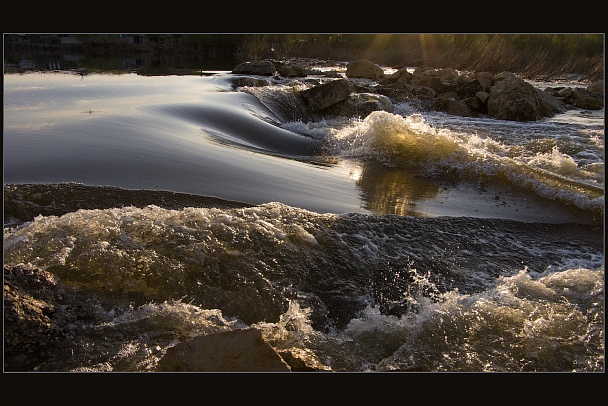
3,55 -> 605,372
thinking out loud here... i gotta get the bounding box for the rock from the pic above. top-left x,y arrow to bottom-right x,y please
411,69 -> 458,93
411,72 -> 443,89
587,79 -> 603,95
571,88 -> 604,109
271,60 -> 308,77
320,93 -> 394,118
542,85 -> 602,110
536,88 -> 569,116
298,78 -> 353,112
3,264 -> 90,371
232,60 -> 277,76
322,71 -> 344,78
472,72 -> 494,91
487,76 -> 552,121
476,90 -> 490,104
444,98 -> 475,117
457,79 -> 484,98
557,87 -> 574,98
408,84 -> 437,98
493,71 -> 518,82
156,328 -> 292,372
230,77 -> 271,89
346,59 -> 385,80
378,67 -> 412,86
464,96 -> 484,112
438,91 -> 460,101
433,68 -> 459,81
278,347 -> 333,372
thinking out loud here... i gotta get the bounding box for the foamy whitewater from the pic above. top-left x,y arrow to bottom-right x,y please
3,63 -> 604,372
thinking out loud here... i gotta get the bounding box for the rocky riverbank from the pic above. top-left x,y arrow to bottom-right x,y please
231,58 -> 604,122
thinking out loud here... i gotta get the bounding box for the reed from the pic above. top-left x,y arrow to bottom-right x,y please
240,34 -> 604,81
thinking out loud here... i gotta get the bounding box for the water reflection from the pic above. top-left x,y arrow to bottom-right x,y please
351,162 -> 441,216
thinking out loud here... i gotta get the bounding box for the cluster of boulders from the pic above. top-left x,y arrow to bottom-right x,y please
231,59 -> 604,122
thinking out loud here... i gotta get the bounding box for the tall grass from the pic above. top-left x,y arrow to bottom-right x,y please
240,34 -> 605,81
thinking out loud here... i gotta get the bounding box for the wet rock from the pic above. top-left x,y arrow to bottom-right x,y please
3,264 -> 88,371
544,85 -> 603,110
411,68 -> 459,94
278,347 -> 333,372
230,77 -> 271,88
378,67 -> 412,86
457,79 -> 484,98
487,76 -> 558,121
269,60 -> 309,77
444,98 -> 475,117
476,90 -> 490,104
536,88 -> 569,116
472,71 -> 494,91
321,93 -> 394,118
298,78 -> 353,112
346,59 -> 385,80
586,79 -> 603,95
4,183 -> 251,226
156,328 -> 292,372
571,88 -> 604,109
232,60 -> 277,76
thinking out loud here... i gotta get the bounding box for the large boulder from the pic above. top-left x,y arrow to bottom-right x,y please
346,59 -> 385,80
232,60 -> 277,76
487,76 -> 557,121
156,328 -> 292,372
298,78 -> 353,112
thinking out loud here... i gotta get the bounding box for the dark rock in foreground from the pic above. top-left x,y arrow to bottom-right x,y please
4,263 -> 335,372
156,328 -> 292,372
